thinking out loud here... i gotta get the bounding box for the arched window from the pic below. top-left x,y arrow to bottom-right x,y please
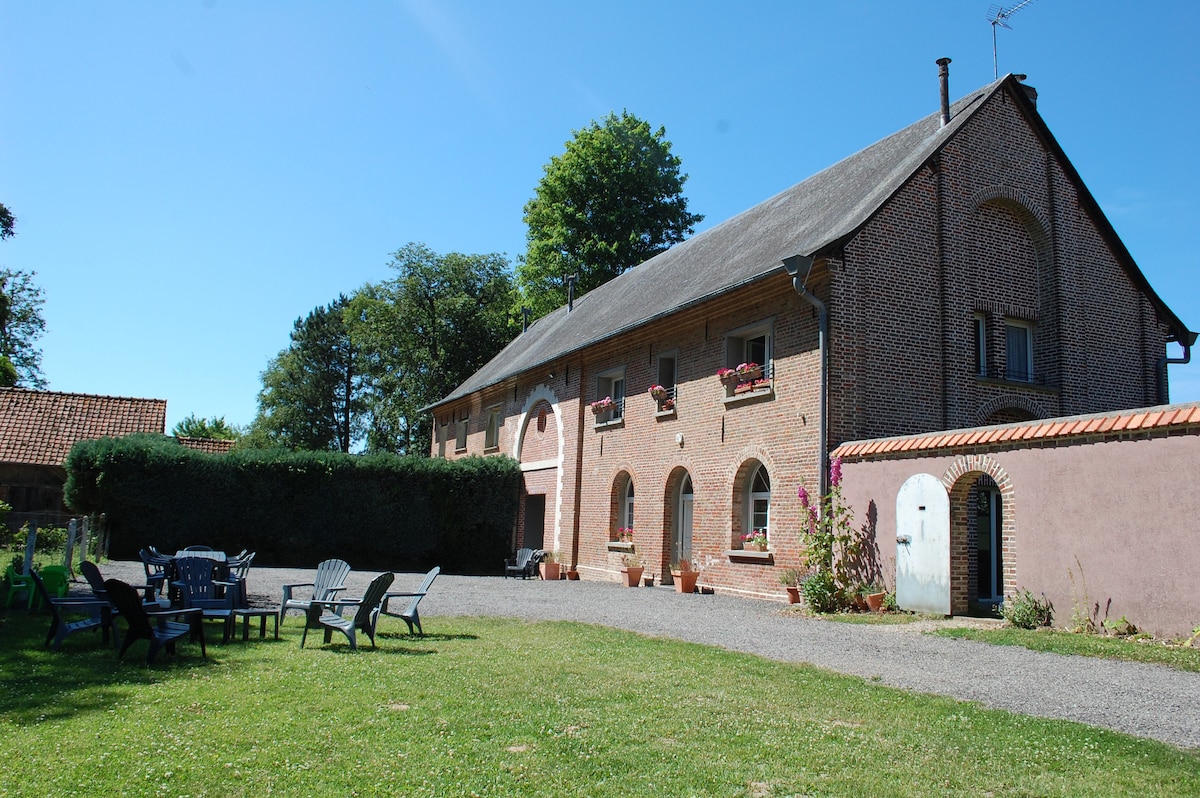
745,465 -> 771,547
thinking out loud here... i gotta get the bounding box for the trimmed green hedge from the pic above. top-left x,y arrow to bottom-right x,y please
64,435 -> 521,573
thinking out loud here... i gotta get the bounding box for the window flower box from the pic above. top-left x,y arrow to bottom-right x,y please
648,384 -> 669,401
716,367 -> 739,387
741,529 -> 768,551
734,382 -> 754,395
735,362 -> 763,382
590,396 -> 615,415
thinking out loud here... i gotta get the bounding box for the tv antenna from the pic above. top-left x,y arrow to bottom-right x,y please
988,0 -> 1036,79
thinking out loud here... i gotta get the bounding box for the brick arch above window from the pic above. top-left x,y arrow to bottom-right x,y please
976,393 -> 1051,426
970,185 -> 1052,249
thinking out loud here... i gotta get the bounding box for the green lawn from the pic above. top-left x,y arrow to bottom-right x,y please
932,626 -> 1200,673
1,611 -> 1197,797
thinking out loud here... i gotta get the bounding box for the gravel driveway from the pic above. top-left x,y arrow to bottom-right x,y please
95,560 -> 1200,750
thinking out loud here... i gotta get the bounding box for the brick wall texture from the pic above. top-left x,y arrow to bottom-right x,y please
432,86 -> 1177,603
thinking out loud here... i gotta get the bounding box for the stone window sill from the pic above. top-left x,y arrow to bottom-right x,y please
607,541 -> 635,553
722,386 -> 774,407
593,418 -> 625,430
654,407 -> 677,419
725,549 -> 774,564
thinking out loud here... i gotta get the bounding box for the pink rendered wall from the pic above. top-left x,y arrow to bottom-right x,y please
839,432 -> 1200,637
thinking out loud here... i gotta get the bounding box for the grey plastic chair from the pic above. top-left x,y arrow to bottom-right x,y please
31,571 -> 106,652
301,571 -> 395,651
280,558 -> 351,624
104,579 -> 205,663
382,566 -> 440,636
504,548 -> 542,579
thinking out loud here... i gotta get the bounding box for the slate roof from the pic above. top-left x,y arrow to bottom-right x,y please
433,74 -> 1192,410
0,388 -> 167,468
831,401 -> 1200,460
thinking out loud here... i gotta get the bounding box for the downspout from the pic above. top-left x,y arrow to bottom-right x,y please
782,255 -> 829,495
1156,333 -> 1196,404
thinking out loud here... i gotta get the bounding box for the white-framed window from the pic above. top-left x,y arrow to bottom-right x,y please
1004,320 -> 1034,383
484,406 -> 503,450
655,350 -> 678,411
455,417 -> 469,451
724,320 -> 773,396
594,366 -> 626,424
745,464 -> 771,548
974,313 -> 988,377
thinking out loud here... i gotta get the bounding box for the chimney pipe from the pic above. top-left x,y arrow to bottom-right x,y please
937,57 -> 952,126
566,274 -> 577,312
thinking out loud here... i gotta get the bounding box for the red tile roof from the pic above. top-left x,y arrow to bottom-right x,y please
0,388 -> 166,467
176,436 -> 235,455
832,401 -> 1200,461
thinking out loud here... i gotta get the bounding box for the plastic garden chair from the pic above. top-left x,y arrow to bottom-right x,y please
30,571 -> 107,651
382,566 -> 440,636
29,565 -> 70,609
280,558 -> 351,625
301,571 -> 395,651
4,566 -> 32,608
104,579 -> 205,664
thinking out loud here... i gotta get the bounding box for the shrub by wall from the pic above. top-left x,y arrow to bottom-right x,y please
63,435 -> 521,573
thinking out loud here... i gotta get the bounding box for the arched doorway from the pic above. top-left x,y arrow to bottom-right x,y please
943,455 -> 1016,615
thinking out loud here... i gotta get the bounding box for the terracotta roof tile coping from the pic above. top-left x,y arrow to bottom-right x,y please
832,401 -> 1200,461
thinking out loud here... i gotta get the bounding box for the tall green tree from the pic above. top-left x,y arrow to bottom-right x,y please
349,243 -> 517,455
248,295 -> 365,452
517,111 -> 703,318
0,268 -> 47,389
0,202 -> 15,241
172,414 -> 241,440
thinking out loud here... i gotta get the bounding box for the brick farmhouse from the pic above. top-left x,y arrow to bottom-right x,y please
427,69 -> 1195,619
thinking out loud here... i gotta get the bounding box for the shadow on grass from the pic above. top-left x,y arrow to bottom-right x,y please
0,611 -> 213,724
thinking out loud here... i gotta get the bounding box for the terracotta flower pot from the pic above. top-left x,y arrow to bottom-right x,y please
566,569 -> 580,580
742,541 -> 767,552
539,561 -> 560,581
620,566 -> 644,587
672,570 -> 699,594
785,586 -> 801,604
865,592 -> 886,612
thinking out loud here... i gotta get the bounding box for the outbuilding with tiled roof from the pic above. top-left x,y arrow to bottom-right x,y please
0,387 -> 167,529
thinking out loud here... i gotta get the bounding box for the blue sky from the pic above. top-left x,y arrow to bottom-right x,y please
3,1 -> 1197,431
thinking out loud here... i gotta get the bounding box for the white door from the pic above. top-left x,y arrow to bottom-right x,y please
895,473 -> 951,615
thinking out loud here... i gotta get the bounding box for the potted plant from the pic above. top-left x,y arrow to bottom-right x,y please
539,550 -> 561,581
741,529 -> 768,551
615,527 -> 633,543
648,384 -> 669,401
716,367 -> 739,387
778,567 -> 803,604
661,398 -> 675,411
862,582 -> 887,612
590,396 -> 614,416
566,565 -> 580,580
620,553 -> 643,587
670,558 -> 699,594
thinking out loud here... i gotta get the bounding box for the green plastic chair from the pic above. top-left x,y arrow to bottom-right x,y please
4,566 -> 32,608
29,565 -> 70,609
